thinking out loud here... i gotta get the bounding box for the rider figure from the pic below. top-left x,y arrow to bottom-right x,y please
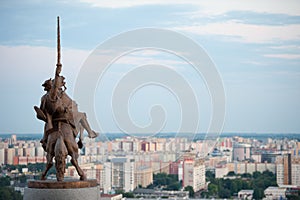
35,76 -> 98,151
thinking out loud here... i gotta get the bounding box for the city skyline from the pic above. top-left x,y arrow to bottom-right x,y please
0,1 -> 300,134
1,132 -> 300,198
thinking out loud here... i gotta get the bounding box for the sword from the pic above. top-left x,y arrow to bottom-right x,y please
51,16 -> 62,99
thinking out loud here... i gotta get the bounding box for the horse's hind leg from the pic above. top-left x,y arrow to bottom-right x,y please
64,125 -> 87,181
41,153 -> 54,180
70,153 -> 86,181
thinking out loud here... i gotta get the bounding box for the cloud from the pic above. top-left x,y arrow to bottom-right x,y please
79,0 -> 300,16
264,54 -> 300,59
0,45 -> 90,90
174,21 -> 300,43
185,1 -> 300,17
115,54 -> 186,67
242,61 -> 269,66
269,45 -> 300,50
79,0 -> 167,8
0,45 -> 90,133
75,0 -> 300,45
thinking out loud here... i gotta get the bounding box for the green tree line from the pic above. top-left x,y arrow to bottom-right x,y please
203,171 -> 277,199
147,173 -> 181,191
0,176 -> 22,200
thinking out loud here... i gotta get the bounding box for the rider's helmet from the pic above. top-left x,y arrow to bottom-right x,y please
42,78 -> 52,92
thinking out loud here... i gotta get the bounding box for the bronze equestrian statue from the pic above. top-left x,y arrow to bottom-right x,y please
34,17 -> 98,181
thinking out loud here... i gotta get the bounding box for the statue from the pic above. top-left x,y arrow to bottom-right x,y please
34,17 -> 98,181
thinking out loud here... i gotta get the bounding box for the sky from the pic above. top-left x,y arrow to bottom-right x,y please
0,0 -> 300,135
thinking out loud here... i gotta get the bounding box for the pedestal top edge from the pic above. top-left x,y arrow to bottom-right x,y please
27,179 -> 98,189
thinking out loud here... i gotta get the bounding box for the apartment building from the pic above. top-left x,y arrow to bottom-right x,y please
276,154 -> 300,186
182,158 -> 205,192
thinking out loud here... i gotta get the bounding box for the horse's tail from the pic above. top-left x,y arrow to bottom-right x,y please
54,135 -> 68,181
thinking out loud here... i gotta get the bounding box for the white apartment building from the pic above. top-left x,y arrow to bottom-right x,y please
35,146 -> 44,157
292,159 -> 300,186
233,143 -> 251,161
103,162 -> 112,193
227,161 -> 276,175
182,158 -> 205,192
5,148 -> 15,165
0,148 -> 4,165
264,187 -> 286,200
135,166 -> 153,188
105,157 -> 135,192
215,164 -> 228,178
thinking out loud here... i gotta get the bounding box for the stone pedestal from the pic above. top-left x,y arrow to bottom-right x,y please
24,179 -> 99,200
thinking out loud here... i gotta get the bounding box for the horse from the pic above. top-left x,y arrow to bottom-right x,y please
40,120 -> 86,181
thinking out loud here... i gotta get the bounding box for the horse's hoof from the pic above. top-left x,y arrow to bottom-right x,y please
77,140 -> 83,149
88,131 -> 98,138
80,175 -> 87,181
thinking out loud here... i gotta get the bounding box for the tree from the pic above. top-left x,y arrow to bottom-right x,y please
0,187 -> 22,200
230,180 -> 238,195
286,194 -> 299,200
115,189 -> 124,194
253,188 -> 264,200
0,176 -> 10,187
286,190 -> 300,200
227,171 -> 235,176
223,179 -> 232,191
11,189 -> 22,200
184,186 -> 194,197
219,188 -> 231,198
241,173 -> 252,178
253,171 -> 262,179
208,183 -> 218,196
15,165 -> 26,173
146,183 -> 155,189
199,170 -> 276,199
115,190 -> 134,198
123,192 -> 134,198
262,170 -> 274,177
165,182 -> 180,191
235,178 -> 244,191
0,187 -> 11,200
19,174 -> 27,184
201,191 -> 209,198
242,180 -> 251,190
206,171 -> 215,181
28,163 -> 46,172
3,164 -> 16,171
153,173 -> 181,190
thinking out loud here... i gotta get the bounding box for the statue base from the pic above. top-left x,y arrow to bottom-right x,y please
24,179 -> 99,200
